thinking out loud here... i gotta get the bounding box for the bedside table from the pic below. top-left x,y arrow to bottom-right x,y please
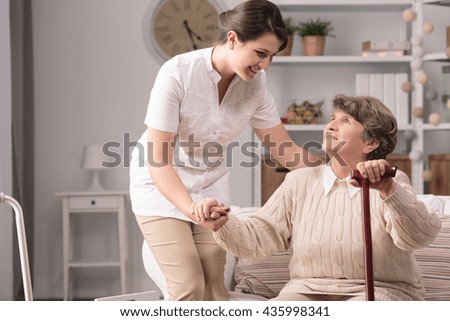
55,191 -> 128,301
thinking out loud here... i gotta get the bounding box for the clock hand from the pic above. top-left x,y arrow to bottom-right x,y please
183,20 -> 197,50
183,20 -> 203,41
183,20 -> 203,50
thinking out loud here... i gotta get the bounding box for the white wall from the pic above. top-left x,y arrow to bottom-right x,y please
32,0 -> 158,299
31,0 -> 449,299
0,0 -> 14,301
31,0 -> 243,300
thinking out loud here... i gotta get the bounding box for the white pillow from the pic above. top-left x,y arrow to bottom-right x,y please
142,241 -> 168,300
230,205 -> 261,216
416,194 -> 445,215
224,252 -> 238,291
442,198 -> 450,215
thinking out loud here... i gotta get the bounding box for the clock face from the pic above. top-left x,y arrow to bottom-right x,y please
151,0 -> 221,60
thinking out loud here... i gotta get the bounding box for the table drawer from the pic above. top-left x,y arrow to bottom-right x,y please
68,196 -> 118,210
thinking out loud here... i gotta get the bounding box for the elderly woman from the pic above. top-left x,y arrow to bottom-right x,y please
213,94 -> 442,301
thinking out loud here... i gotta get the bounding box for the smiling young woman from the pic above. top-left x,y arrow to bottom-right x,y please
129,0 -> 321,301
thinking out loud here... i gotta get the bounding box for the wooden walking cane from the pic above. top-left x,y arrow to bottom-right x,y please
351,166 -> 397,301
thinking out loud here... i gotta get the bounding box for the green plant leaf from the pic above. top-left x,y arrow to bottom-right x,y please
296,18 -> 336,37
283,18 -> 296,35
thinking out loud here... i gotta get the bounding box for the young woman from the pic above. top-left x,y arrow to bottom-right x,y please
129,0 -> 319,300
213,94 -> 442,301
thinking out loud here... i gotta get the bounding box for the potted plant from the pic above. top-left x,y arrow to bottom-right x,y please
296,18 -> 335,56
277,18 -> 296,56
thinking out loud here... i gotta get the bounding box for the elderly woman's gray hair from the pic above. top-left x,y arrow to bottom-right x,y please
332,94 -> 398,160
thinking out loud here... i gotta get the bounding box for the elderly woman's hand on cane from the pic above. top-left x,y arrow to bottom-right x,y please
350,160 -> 398,199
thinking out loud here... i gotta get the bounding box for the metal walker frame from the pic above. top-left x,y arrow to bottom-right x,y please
1,193 -> 33,301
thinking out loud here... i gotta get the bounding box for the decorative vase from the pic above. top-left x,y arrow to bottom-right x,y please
301,35 -> 325,56
277,34 -> 293,56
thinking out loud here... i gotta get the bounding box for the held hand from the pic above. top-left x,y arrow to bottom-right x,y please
350,160 -> 396,197
210,212 -> 221,220
210,205 -> 230,220
191,198 -> 230,222
198,214 -> 229,232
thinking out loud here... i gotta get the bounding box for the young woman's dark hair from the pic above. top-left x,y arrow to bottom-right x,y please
216,0 -> 288,52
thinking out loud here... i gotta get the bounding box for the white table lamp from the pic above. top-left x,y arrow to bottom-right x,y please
81,144 -> 106,191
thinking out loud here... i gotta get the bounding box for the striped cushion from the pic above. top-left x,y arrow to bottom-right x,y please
414,216 -> 450,301
234,247 -> 292,299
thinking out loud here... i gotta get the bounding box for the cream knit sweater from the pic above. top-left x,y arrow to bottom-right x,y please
214,165 -> 442,300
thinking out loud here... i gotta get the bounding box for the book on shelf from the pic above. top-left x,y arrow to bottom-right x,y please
362,50 -> 405,57
383,73 -> 397,118
447,26 -> 450,48
369,73 -> 383,102
354,72 -> 409,125
355,73 -> 370,96
395,73 -> 409,125
362,40 -> 410,51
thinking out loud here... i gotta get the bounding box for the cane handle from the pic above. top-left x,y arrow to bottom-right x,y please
351,166 -> 397,185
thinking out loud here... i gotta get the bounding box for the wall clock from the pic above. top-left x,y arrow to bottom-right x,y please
145,0 -> 226,62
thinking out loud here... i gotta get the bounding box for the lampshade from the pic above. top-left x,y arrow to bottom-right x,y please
81,144 -> 107,191
81,145 -> 106,169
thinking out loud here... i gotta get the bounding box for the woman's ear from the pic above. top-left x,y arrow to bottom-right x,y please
227,31 -> 238,49
362,138 -> 380,155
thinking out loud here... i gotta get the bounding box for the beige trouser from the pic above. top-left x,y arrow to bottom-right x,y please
136,215 -> 230,301
271,293 -> 366,301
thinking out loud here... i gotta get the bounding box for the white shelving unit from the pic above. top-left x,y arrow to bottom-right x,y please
423,123 -> 450,130
273,56 -> 413,63
253,0 -> 450,205
410,0 -> 450,193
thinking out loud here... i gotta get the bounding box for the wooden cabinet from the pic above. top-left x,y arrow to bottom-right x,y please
429,154 -> 450,195
387,154 -> 412,180
261,156 -> 289,205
